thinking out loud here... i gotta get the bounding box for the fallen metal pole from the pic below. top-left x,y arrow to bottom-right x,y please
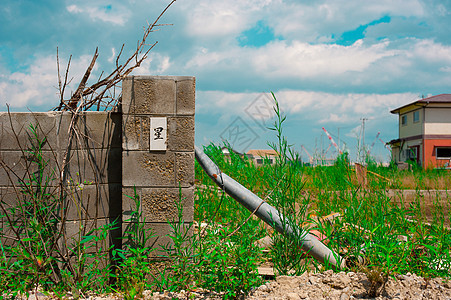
195,146 -> 346,269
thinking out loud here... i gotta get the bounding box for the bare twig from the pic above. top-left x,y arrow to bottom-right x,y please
53,0 -> 176,112
66,47 -> 99,111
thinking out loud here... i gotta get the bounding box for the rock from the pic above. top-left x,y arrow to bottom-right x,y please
339,292 -> 350,300
255,236 -> 273,250
27,292 -> 47,300
258,284 -> 270,293
286,292 -> 301,300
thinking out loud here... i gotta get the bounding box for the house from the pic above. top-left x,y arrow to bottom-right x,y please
389,94 -> 451,169
246,149 -> 278,165
221,146 -> 244,161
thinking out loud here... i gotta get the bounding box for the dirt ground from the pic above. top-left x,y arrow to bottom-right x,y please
149,271 -> 451,300
23,271 -> 451,300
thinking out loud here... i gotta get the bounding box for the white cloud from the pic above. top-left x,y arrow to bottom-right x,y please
131,53 -> 172,75
197,89 -> 418,125
108,47 -> 116,63
252,39 -> 397,78
266,0 -> 424,41
67,5 -> 83,14
195,89 -> 414,160
66,3 -> 130,26
196,90 -> 261,114
319,113 -> 350,124
0,56 -> 58,108
0,54 -> 99,109
413,39 -> 451,63
182,0 -> 275,38
186,39 -> 399,81
278,90 -> 418,122
180,0 -> 423,43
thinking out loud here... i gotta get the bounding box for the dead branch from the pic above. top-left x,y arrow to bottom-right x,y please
53,0 -> 176,112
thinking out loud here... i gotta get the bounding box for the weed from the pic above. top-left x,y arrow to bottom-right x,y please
361,264 -> 388,297
113,186 -> 155,299
195,92 -> 451,290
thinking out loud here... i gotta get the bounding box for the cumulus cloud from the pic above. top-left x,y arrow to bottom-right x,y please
185,39 -> 397,84
198,90 -> 417,124
0,56 -> 58,108
0,55 -> 99,109
66,3 -> 130,25
252,39 -> 398,77
413,39 -> 451,63
183,0 -> 275,38
131,53 -> 172,75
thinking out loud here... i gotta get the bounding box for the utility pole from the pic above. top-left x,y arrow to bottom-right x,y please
360,118 -> 368,163
321,132 -> 324,166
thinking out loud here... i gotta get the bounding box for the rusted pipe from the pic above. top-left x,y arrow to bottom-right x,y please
195,146 -> 346,269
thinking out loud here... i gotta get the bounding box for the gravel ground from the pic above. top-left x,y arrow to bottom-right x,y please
21,271 -> 451,300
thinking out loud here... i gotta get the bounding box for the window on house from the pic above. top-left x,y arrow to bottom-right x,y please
413,110 -> 420,123
406,147 -> 417,160
256,158 -> 274,165
436,147 -> 451,159
401,115 -> 407,126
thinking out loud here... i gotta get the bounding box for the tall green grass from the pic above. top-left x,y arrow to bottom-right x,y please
194,93 -> 451,285
1,97 -> 450,298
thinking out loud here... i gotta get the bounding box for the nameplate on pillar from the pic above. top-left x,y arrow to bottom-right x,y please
150,117 -> 167,151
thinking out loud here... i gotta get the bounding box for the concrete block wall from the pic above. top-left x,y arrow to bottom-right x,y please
121,76 -> 195,255
0,111 -> 122,254
0,75 -> 195,259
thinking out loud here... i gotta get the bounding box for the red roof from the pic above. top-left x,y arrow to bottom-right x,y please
391,94 -> 451,114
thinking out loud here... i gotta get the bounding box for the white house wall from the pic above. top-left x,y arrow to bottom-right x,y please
424,107 -> 451,135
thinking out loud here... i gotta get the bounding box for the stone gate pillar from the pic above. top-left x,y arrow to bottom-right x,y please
121,76 -> 195,253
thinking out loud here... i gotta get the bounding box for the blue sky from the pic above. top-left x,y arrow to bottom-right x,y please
1,0 -> 450,163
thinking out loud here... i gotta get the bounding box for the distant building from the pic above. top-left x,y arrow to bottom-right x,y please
246,149 -> 278,165
221,146 -> 244,161
389,94 -> 451,169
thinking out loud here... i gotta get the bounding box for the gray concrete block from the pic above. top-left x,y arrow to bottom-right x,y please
63,148 -> 122,184
175,152 -> 195,187
122,77 -> 176,115
122,151 -> 175,187
64,183 -> 122,221
0,186 -> 59,219
64,252 -> 111,273
0,150 -> 60,186
122,187 -> 194,223
56,112 -> 121,149
1,218 -> 119,252
0,187 -> 20,210
0,220 -> 22,247
121,222 -> 192,257
60,218 -> 121,254
0,112 -> 58,150
122,114 -> 150,150
167,116 -> 194,152
122,76 -> 133,112
122,186 -> 142,223
176,78 -> 195,115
